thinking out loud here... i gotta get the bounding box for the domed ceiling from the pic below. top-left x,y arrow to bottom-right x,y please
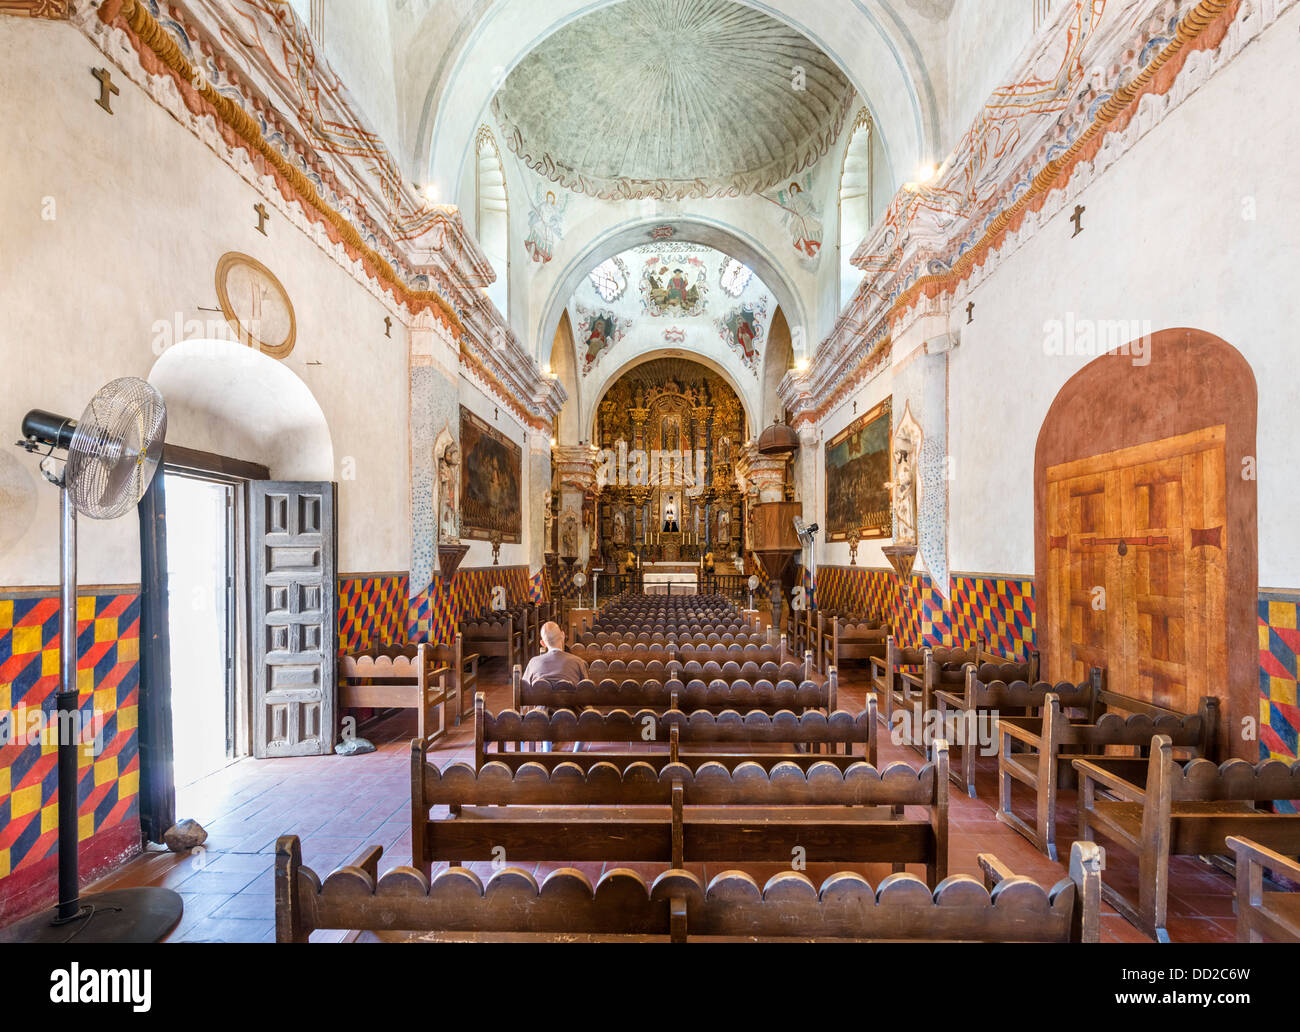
491,0 -> 857,201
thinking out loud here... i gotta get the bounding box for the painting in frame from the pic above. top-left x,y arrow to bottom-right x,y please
459,405 -> 523,543
825,396 -> 892,541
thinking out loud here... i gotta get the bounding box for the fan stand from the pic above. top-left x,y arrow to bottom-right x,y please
0,485 -> 182,944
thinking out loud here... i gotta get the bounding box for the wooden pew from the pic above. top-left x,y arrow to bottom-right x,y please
932,664 -> 1085,802
462,613 -> 523,672
996,682 -> 1217,860
1227,836 -> 1300,942
274,836 -> 1101,943
1074,735 -> 1300,941
821,614 -> 889,672
513,664 -> 837,716
474,693 -> 878,770
427,635 -> 479,726
409,741 -> 950,884
338,645 -> 452,743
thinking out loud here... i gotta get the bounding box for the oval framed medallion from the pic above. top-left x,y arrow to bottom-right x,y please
215,252 -> 296,358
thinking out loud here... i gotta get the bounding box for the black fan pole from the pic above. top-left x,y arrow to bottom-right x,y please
54,484 -> 81,922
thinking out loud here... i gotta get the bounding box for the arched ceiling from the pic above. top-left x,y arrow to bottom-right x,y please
490,0 -> 856,200
406,0 -> 944,201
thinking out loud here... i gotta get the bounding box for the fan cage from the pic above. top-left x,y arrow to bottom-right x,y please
66,377 -> 167,519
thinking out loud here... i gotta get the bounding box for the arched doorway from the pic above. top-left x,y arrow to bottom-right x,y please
1034,328 -> 1257,759
142,340 -> 337,830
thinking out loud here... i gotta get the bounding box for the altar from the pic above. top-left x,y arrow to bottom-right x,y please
641,563 -> 698,596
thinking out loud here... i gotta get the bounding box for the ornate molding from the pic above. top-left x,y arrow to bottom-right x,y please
786,0 -> 1286,426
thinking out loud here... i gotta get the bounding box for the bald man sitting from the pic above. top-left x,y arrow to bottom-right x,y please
521,621 -> 589,686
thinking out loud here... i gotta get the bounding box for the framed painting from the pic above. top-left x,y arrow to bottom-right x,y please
825,396 -> 892,541
459,406 -> 523,542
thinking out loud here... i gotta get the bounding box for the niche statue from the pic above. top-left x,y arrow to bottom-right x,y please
437,441 -> 461,543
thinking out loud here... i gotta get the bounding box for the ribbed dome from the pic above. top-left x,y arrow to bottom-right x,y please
492,0 -> 855,200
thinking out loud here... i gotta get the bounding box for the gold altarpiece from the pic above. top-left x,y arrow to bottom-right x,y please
595,360 -> 745,566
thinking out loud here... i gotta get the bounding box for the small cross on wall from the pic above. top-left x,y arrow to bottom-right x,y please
254,202 -> 269,235
965,301 -> 975,324
1070,204 -> 1086,237
92,68 -> 119,114
384,316 -> 392,338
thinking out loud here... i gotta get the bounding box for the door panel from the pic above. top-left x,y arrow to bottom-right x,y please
1045,427 -> 1226,709
250,481 -> 337,757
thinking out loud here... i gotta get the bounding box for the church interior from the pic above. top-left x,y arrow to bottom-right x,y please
2,0 -> 1299,961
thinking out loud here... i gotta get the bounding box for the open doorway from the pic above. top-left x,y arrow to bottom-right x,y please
165,473 -> 238,806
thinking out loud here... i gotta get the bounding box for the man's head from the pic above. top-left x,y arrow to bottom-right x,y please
540,621 -> 565,650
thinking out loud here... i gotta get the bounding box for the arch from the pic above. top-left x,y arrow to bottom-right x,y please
148,338 -> 334,479
1033,328 -> 1257,760
548,310 -> 581,445
838,108 -> 873,308
534,216 -> 806,369
475,126 -> 509,316
587,351 -> 756,445
412,0 -> 935,206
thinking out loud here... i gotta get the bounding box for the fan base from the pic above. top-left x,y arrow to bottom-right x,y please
0,887 -> 184,943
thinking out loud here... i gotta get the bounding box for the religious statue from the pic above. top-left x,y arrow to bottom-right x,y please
561,508 -> 580,557
884,440 -> 918,545
612,507 -> 627,545
633,383 -> 645,409
662,499 -> 679,532
436,438 -> 460,543
716,507 -> 731,545
542,489 -> 554,544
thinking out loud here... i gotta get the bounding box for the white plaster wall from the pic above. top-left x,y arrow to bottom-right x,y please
0,18 -> 410,584
942,0 -> 1035,158
321,0 -> 403,160
946,3 -> 1300,583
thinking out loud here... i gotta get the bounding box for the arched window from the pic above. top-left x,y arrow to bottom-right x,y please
476,127 -> 509,315
838,110 -> 873,309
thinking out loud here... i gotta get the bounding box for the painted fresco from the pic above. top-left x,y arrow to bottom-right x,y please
639,254 -> 708,316
459,406 -> 523,542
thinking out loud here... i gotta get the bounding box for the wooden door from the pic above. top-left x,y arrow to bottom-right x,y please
250,481 -> 337,757
1044,427 -> 1226,710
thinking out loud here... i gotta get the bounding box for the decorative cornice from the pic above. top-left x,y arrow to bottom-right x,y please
786,0 -> 1278,426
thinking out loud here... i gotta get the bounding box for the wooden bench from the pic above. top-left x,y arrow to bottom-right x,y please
1074,735 -> 1300,941
873,638 -> 977,738
409,740 -> 950,884
1226,836 -> 1300,942
274,836 -> 1100,943
514,666 -> 836,716
930,660 -> 1069,801
338,644 -> 452,743
462,613 -> 523,672
820,614 -> 889,672
474,692 -> 878,770
997,682 -> 1217,860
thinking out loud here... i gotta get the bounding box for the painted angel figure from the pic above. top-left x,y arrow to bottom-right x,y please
884,445 -> 917,545
524,186 -> 567,264
771,178 -> 823,260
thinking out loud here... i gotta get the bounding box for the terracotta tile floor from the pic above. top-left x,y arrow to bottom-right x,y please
93,661 -> 1239,943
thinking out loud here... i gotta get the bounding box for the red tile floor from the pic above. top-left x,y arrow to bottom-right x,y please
92,661 -> 1239,942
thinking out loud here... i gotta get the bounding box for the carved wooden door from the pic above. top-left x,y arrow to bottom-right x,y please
1044,427 -> 1226,709
250,481 -> 337,757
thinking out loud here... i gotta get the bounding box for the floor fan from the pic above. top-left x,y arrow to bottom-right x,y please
1,377 -> 183,943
